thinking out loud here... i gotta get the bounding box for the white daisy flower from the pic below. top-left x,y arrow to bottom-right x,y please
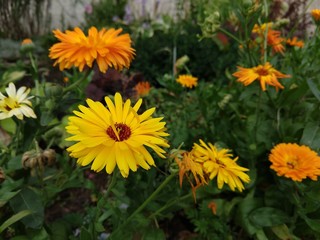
0,82 -> 37,120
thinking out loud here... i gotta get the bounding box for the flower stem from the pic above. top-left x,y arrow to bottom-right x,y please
148,192 -> 192,219
63,69 -> 92,93
109,172 -> 177,239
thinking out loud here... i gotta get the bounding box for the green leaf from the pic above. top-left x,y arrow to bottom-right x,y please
271,224 -> 296,240
236,194 -> 263,236
249,207 -> 290,227
303,216 -> 320,233
0,190 -> 20,207
80,227 -> 92,240
307,79 -> 320,101
0,210 -> 32,233
1,70 -> 26,86
142,227 -> 166,240
300,122 -> 320,150
9,187 -> 44,229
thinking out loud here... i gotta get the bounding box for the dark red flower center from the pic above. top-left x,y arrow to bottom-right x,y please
106,123 -> 131,141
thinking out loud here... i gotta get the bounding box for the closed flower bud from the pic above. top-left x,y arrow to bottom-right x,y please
20,38 -> 35,54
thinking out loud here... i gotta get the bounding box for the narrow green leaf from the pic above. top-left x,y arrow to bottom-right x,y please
300,122 -> 320,150
307,79 -> 320,101
0,210 -> 32,233
303,217 -> 320,233
2,70 -> 26,86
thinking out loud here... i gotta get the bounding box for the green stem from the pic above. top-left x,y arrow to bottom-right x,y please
254,88 -> 262,144
218,27 -> 242,45
28,52 -> 40,104
63,69 -> 92,92
109,173 -> 177,239
148,192 -> 192,219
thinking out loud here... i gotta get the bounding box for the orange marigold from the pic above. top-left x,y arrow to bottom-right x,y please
135,81 -> 151,97
232,62 -> 291,91
49,26 -> 135,73
176,75 -> 198,88
269,143 -> 320,181
311,9 -> 320,23
286,37 -> 304,48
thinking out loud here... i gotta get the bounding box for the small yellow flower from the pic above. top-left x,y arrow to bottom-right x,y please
192,140 -> 250,192
0,83 -> 37,120
66,93 -> 169,178
176,74 -> 198,88
232,62 -> 291,91
49,27 -> 135,73
269,143 -> 320,181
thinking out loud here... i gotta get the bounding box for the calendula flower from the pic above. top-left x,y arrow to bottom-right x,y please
0,83 -> 37,120
135,81 -> 151,97
193,140 -> 250,192
311,9 -> 320,24
66,93 -> 169,177
176,74 -> 198,88
175,150 -> 208,200
232,62 -> 291,91
21,38 -> 33,45
286,37 -> 304,48
252,22 -> 273,35
49,26 -> 135,73
269,143 -> 320,181
252,23 -> 285,55
267,29 -> 285,54
20,38 -> 35,53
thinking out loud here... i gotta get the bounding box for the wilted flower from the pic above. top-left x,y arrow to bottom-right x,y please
269,143 -> 320,181
49,27 -> 135,73
0,82 -> 37,120
201,11 -> 221,38
174,149 -> 208,200
232,62 -> 291,91
66,93 -> 170,178
176,75 -> 198,88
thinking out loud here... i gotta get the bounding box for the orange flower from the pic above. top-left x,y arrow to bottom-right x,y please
135,81 -> 151,97
311,9 -> 320,23
232,62 -> 291,91
267,29 -> 285,54
49,27 -> 135,73
175,150 -> 208,200
21,38 -> 33,45
269,143 -> 320,181
286,37 -> 304,48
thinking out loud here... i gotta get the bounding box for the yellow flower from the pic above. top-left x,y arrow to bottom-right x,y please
174,150 -> 208,200
0,83 -> 37,120
135,81 -> 151,97
252,22 -> 273,35
286,37 -> 304,48
232,62 -> 291,91
176,75 -> 198,88
192,140 -> 250,192
49,27 -> 135,73
65,93 -> 169,177
269,143 -> 320,182
311,9 -> 320,23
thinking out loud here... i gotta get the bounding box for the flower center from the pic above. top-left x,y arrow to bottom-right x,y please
216,159 -> 226,168
286,156 -> 298,169
106,123 -> 131,141
255,67 -> 269,76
